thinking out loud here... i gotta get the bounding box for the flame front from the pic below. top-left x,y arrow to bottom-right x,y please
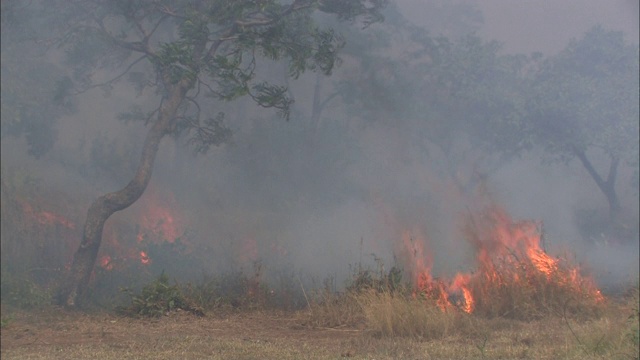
404,205 -> 604,315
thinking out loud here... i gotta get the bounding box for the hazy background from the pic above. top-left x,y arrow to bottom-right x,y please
1,0 -> 638,296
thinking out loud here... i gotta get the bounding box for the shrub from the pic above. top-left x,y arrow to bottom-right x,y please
116,271 -> 203,318
0,273 -> 51,309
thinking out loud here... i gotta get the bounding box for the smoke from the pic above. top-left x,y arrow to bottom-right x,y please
1,0 -> 637,295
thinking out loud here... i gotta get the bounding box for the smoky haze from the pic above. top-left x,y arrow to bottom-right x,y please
1,0 -> 638,299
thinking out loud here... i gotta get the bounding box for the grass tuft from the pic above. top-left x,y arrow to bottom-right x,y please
358,290 -> 458,339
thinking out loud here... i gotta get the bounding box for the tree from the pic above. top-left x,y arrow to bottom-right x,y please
527,26 -> 639,222
335,12 -> 531,197
407,31 -> 531,194
11,0 -> 387,307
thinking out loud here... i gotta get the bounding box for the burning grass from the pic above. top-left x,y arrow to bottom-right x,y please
400,205 -> 606,321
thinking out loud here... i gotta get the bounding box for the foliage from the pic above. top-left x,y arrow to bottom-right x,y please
335,10 -> 533,198
526,26 -> 639,218
528,26 -> 639,164
117,271 -> 203,318
347,265 -> 404,294
0,273 -> 51,309
38,0 -> 388,154
114,263 -> 305,313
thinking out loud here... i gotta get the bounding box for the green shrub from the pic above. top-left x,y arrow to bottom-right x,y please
0,273 -> 51,309
116,271 -> 203,318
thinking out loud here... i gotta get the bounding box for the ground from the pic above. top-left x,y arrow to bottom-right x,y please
1,298 -> 637,360
3,309 -> 364,359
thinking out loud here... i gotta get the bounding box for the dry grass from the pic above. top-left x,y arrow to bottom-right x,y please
2,291 -> 638,360
358,290 -> 465,339
296,283 -> 640,359
300,289 -> 366,329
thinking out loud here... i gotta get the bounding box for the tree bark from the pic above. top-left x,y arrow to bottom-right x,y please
55,81 -> 190,307
574,150 -> 621,221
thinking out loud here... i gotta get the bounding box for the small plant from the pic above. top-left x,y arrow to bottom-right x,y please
475,333 -> 488,359
1,316 -> 14,328
117,271 -> 203,318
347,260 -> 406,294
0,273 -> 51,309
184,266 -> 271,311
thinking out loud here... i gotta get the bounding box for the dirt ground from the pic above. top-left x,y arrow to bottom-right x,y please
1,308 -> 373,359
1,301 -> 638,360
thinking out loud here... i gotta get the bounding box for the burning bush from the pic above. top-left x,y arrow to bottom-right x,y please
408,205 -> 605,320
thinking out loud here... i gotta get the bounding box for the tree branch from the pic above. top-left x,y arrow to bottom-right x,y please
93,16 -> 153,56
70,55 -> 148,95
204,0 -> 315,64
574,149 -> 607,192
605,155 -> 619,188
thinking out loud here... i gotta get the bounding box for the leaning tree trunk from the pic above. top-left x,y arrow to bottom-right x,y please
55,81 -> 190,307
575,150 -> 622,222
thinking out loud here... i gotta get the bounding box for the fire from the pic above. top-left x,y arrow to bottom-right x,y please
450,273 -> 473,313
403,205 -> 605,317
140,251 -> 151,265
136,188 -> 184,243
527,247 -> 557,277
99,255 -> 113,271
20,201 -> 75,229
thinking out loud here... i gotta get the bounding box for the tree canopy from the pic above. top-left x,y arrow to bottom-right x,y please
527,26 -> 639,219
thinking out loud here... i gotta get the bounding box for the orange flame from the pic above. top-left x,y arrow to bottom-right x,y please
136,188 -> 184,244
527,247 -> 557,276
20,201 -> 75,229
403,205 -> 604,314
140,251 -> 151,265
450,273 -> 473,313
